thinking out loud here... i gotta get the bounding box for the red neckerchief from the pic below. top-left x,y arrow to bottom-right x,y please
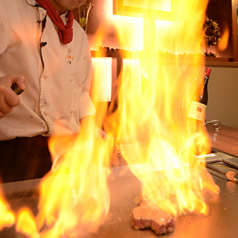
36,0 -> 74,44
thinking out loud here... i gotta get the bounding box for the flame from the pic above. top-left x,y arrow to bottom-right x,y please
218,23 -> 229,51
104,0 -> 219,218
16,208 -> 39,238
35,125 -> 114,237
0,0 -> 220,236
0,195 -> 15,229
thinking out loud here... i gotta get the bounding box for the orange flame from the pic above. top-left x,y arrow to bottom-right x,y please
0,0 -> 220,236
0,195 -> 15,230
105,0 -> 219,218
218,23 -> 229,51
16,208 -> 39,238
35,126 -> 114,237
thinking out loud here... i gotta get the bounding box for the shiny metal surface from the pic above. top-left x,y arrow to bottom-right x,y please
85,161 -> 238,238
0,152 -> 238,238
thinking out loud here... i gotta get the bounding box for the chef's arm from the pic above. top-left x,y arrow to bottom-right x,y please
0,76 -> 26,119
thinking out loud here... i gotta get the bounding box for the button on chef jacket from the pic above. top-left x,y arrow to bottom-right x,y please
0,0 -> 95,140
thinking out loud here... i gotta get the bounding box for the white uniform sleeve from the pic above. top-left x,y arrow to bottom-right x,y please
78,46 -> 96,120
73,26 -> 96,120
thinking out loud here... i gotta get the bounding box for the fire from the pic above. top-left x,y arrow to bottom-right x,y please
218,23 -> 229,51
35,126 -> 114,237
0,123 -> 114,237
0,195 -> 15,229
105,0 -> 219,218
0,0 -> 220,237
16,208 -> 39,238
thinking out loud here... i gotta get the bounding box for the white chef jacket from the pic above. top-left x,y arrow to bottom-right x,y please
0,0 -> 95,140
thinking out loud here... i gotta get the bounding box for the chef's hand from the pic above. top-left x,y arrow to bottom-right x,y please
0,76 -> 26,119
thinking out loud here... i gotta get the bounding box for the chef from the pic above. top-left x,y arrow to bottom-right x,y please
0,0 -> 96,182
